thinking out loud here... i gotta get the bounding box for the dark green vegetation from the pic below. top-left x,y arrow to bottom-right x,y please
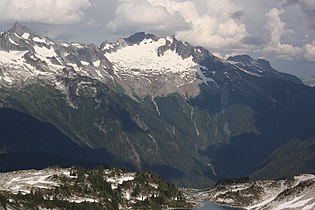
1,27 -> 315,188
0,76 -> 259,187
215,177 -> 250,187
252,134 -> 315,180
2,73 -> 315,187
0,167 -> 190,210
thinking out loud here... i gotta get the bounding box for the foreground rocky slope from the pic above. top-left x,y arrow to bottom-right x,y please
191,174 -> 315,210
0,167 -> 190,209
1,23 -> 315,187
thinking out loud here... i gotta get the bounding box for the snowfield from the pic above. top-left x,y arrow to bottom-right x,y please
104,36 -> 216,97
0,168 -> 67,195
0,168 -> 138,194
106,174 -> 135,189
0,167 -> 136,206
105,38 -> 198,76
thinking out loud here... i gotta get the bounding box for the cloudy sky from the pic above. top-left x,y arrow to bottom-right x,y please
0,0 -> 314,77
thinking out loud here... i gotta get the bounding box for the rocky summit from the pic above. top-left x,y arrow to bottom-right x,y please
1,23 -> 315,187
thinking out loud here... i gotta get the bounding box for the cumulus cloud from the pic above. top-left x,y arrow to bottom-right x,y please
281,0 -> 315,29
304,41 -> 315,60
262,8 -> 302,59
0,0 -> 92,24
107,0 -> 249,50
106,0 -> 187,33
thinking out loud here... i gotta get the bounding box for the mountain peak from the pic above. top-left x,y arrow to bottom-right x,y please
124,32 -> 159,45
12,22 -> 25,30
227,54 -> 254,64
256,58 -> 271,67
10,22 -> 33,36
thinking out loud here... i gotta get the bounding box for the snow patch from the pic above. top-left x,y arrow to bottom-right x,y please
95,69 -> 104,78
166,36 -> 173,43
302,203 -> 315,210
208,163 -> 216,176
102,43 -> 114,50
0,50 -> 28,65
93,60 -> 100,67
9,37 -> 18,45
294,174 -> 315,182
1,169 -> 68,195
107,174 -> 135,189
125,191 -> 131,200
227,61 -> 262,77
147,134 -> 158,147
22,33 -> 30,39
190,107 -> 200,136
247,196 -> 277,209
33,37 -> 47,44
273,196 -> 311,210
67,197 -> 99,203
71,43 -> 83,49
67,63 -> 80,72
226,60 -> 238,65
237,66 -> 262,77
152,97 -> 161,116
34,45 -> 56,58
81,61 -> 89,66
197,65 -> 217,86
62,171 -> 77,179
2,76 -> 13,84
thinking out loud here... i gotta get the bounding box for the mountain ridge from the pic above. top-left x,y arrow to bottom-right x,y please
1,23 -> 315,187
0,22 -> 301,98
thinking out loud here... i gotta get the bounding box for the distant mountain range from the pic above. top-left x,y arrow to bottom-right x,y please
1,23 -> 315,187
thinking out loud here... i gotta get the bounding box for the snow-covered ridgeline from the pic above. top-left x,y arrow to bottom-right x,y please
0,168 -> 71,195
0,167 -> 138,205
203,174 -> 315,210
1,24 -> 296,100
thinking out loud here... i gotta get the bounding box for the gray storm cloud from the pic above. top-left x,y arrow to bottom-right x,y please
0,0 -> 91,24
281,0 -> 315,29
107,0 -> 249,50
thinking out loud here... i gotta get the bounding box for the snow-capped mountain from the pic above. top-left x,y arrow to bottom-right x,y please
0,23 -> 112,96
102,32 -> 303,98
1,23 -> 315,188
102,32 -> 217,98
0,23 -> 300,99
